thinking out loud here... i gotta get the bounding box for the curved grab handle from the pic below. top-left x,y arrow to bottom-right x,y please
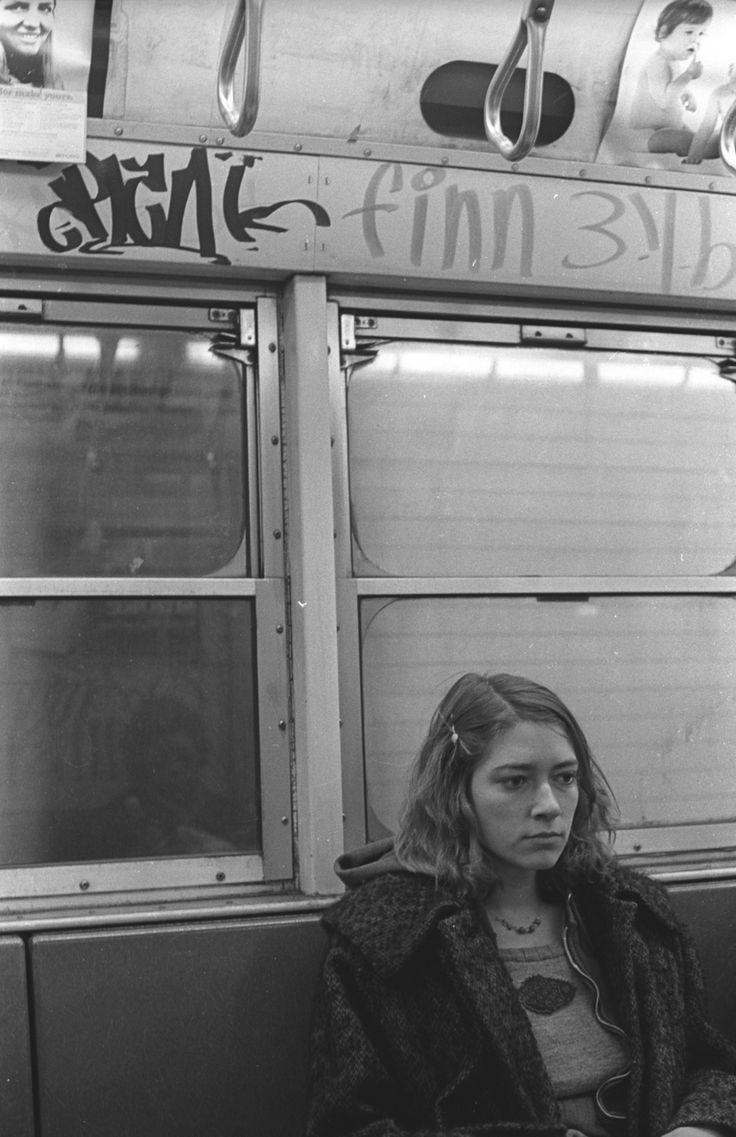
217,0 -> 265,137
483,0 -> 555,161
719,97 -> 736,174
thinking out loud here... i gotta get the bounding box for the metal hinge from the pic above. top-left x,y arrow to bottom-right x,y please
340,314 -> 387,371
209,308 -> 256,366
521,324 -> 586,346
208,307 -> 255,348
0,297 -> 43,317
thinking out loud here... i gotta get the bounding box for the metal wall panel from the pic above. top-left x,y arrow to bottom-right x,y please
668,880 -> 736,1044
30,915 -> 327,1137
0,937 -> 34,1135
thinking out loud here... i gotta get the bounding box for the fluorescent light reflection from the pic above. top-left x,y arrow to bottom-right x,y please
62,335 -> 100,362
0,332 -> 59,358
397,348 -> 492,378
599,361 -> 685,386
495,355 -> 585,382
186,340 -> 222,367
114,338 -> 140,364
686,365 -> 728,390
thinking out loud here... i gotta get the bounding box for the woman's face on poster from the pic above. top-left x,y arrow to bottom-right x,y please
0,1 -> 55,59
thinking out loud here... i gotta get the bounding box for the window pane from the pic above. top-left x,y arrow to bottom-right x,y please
0,599 -> 259,866
0,325 -> 246,576
348,343 -> 736,576
360,596 -> 736,844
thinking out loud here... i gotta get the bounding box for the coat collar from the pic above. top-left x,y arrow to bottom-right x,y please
323,870 -> 461,975
324,861 -> 682,977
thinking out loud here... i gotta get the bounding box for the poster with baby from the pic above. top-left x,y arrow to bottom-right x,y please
0,0 -> 96,164
598,0 -> 736,174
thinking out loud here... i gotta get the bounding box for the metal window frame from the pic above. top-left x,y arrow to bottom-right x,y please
333,303 -> 736,872
0,293 -> 293,903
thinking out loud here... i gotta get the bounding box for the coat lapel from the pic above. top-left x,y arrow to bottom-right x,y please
575,886 -> 646,1137
435,908 -> 558,1124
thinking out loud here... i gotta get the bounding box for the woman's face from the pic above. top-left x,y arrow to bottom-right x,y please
0,1 -> 55,59
468,720 -> 580,882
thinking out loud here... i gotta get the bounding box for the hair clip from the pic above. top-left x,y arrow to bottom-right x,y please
449,719 -> 459,746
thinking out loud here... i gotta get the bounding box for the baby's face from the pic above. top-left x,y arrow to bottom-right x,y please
659,21 -> 709,60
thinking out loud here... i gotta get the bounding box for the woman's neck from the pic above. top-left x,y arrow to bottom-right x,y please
481,873 -> 563,946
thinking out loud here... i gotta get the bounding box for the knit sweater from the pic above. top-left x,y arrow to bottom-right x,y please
500,941 -> 627,1136
306,860 -> 736,1137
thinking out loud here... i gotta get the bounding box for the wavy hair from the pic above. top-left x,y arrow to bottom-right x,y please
394,673 -> 617,899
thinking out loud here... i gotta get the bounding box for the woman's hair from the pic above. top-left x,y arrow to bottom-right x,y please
394,672 -> 617,898
655,0 -> 713,40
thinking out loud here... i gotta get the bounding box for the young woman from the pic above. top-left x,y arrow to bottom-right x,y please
307,672 -> 736,1137
0,0 -> 59,88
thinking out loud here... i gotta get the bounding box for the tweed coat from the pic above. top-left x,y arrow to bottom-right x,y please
306,862 -> 736,1137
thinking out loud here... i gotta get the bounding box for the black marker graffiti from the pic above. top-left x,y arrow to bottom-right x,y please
36,146 -> 331,264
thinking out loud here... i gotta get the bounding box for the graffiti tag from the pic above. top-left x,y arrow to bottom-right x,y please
37,146 -> 331,264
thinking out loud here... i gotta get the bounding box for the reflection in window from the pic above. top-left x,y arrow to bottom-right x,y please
0,324 -> 246,576
0,599 -> 259,866
347,342 -> 736,576
360,596 -> 736,843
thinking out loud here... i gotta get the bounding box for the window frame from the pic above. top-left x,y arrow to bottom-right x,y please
331,298 -> 736,871
0,292 -> 292,906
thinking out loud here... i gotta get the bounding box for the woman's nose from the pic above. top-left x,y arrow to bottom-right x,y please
531,782 -> 562,817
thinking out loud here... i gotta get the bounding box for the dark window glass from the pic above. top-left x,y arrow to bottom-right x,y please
420,61 -> 574,143
0,325 -> 246,576
0,599 -> 259,866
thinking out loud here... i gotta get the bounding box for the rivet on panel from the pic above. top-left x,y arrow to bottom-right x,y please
273,529 -> 282,540
199,134 -> 208,143
281,816 -> 289,825
275,624 -> 284,634
114,126 -> 123,136
79,880 -> 90,891
278,720 -> 287,731
294,143 -> 303,152
363,147 -> 372,157
216,871 -> 226,882
216,136 -> 225,145
271,434 -> 279,445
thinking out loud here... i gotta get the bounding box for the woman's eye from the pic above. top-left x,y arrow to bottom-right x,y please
501,776 -> 527,789
556,771 -> 579,786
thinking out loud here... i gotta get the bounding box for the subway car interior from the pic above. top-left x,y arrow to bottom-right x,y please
0,0 -> 735,1133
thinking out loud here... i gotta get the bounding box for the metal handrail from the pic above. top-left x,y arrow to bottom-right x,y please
483,0 -> 556,161
217,0 -> 265,137
719,96 -> 736,174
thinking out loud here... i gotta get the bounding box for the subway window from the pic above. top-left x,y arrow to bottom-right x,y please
337,313 -> 736,866
0,298 -> 290,897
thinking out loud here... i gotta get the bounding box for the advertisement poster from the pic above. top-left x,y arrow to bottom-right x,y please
598,0 -> 736,173
0,0 -> 96,163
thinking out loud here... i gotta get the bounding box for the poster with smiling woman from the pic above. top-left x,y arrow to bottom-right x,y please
597,0 -> 736,175
0,0 -> 96,163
